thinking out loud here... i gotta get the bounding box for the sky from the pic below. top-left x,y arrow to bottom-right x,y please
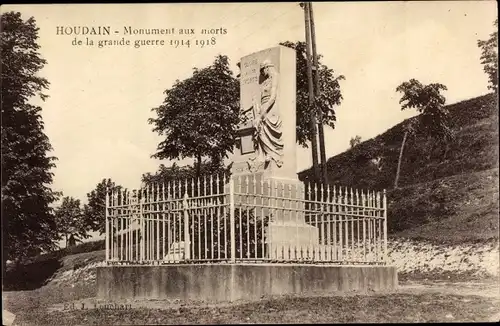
3,2 -> 498,206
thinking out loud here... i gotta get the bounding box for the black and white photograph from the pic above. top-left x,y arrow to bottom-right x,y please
1,2 -> 499,324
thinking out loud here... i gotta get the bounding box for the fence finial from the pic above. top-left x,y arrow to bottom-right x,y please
105,185 -> 109,207
203,174 -> 207,197
209,174 -> 214,195
215,174 -> 220,195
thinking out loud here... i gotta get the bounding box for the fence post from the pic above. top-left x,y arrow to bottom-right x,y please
140,189 -> 145,262
105,187 -> 109,263
383,189 -> 388,264
230,176 -> 236,263
183,192 -> 190,260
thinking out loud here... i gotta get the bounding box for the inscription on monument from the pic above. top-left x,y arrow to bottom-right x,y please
240,134 -> 254,154
241,59 -> 259,85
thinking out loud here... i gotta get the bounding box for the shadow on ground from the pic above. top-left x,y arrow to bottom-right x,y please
3,258 -> 62,291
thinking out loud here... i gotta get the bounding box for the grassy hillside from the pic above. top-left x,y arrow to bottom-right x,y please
389,168 -> 498,243
3,240 -> 104,290
299,93 -> 499,243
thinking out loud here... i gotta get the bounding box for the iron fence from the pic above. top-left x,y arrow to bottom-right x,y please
105,174 -> 387,265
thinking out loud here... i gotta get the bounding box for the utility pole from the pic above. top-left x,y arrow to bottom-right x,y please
309,2 -> 329,185
302,2 -> 320,183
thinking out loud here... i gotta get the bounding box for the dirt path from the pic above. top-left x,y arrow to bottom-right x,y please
399,280 -> 500,322
399,280 -> 500,299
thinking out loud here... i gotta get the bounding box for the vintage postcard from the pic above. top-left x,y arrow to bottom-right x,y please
2,2 -> 499,325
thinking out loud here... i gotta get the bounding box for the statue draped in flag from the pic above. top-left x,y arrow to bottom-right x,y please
247,59 -> 284,169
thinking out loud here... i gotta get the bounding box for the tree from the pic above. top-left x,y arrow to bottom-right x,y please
55,197 -> 88,247
1,12 -> 60,264
279,41 -> 345,147
394,79 -> 450,189
477,18 -> 498,93
149,55 -> 240,177
142,162 -> 229,186
83,178 -> 119,235
350,135 -> 362,148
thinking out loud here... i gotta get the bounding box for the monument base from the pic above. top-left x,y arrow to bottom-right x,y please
267,223 -> 319,260
228,173 -> 320,261
97,264 -> 398,302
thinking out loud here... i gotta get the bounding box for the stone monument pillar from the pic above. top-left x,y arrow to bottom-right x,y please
232,46 -> 297,179
231,46 -> 319,260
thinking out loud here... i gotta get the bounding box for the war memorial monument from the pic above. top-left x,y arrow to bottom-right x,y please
96,46 -> 398,302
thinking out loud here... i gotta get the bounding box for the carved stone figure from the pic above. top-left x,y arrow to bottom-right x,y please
247,59 -> 284,169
